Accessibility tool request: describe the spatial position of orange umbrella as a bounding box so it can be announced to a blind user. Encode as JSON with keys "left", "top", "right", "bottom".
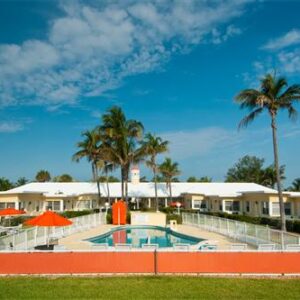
{"left": 25, "top": 211, "right": 72, "bottom": 227}
{"left": 0, "top": 208, "right": 25, "bottom": 226}
{"left": 25, "top": 211, "right": 72, "bottom": 248}
{"left": 0, "top": 208, "right": 25, "bottom": 216}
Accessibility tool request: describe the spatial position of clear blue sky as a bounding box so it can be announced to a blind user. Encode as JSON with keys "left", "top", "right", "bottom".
{"left": 0, "top": 0, "right": 300, "bottom": 186}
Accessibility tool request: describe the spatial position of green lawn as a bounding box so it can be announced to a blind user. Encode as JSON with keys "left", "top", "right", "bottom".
{"left": 0, "top": 276, "right": 299, "bottom": 300}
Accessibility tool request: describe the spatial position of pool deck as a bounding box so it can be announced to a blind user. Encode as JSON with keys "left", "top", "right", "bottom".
{"left": 58, "top": 224, "right": 239, "bottom": 251}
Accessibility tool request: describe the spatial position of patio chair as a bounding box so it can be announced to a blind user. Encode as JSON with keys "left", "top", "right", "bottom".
{"left": 142, "top": 243, "right": 159, "bottom": 250}
{"left": 115, "top": 243, "right": 132, "bottom": 251}
{"left": 285, "top": 244, "right": 300, "bottom": 251}
{"left": 257, "top": 244, "right": 276, "bottom": 251}
{"left": 199, "top": 244, "right": 218, "bottom": 251}
{"left": 53, "top": 244, "right": 66, "bottom": 251}
{"left": 230, "top": 243, "right": 248, "bottom": 251}
{"left": 173, "top": 244, "right": 190, "bottom": 251}
{"left": 91, "top": 243, "right": 109, "bottom": 250}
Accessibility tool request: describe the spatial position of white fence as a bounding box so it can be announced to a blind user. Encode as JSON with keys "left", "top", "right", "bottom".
{"left": 182, "top": 213, "right": 300, "bottom": 249}
{"left": 0, "top": 213, "right": 106, "bottom": 251}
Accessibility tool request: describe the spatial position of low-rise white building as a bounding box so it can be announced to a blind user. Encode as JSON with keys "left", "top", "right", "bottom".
{"left": 0, "top": 180, "right": 299, "bottom": 219}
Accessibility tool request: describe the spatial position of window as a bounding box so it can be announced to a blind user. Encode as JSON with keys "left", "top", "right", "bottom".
{"left": 7, "top": 203, "right": 15, "bottom": 208}
{"left": 219, "top": 201, "right": 223, "bottom": 211}
{"left": 78, "top": 200, "right": 91, "bottom": 210}
{"left": 47, "top": 201, "right": 61, "bottom": 211}
{"left": 284, "top": 203, "right": 291, "bottom": 216}
{"left": 225, "top": 201, "right": 240, "bottom": 212}
{"left": 262, "top": 201, "right": 269, "bottom": 215}
{"left": 225, "top": 201, "right": 232, "bottom": 211}
{"left": 0, "top": 203, "right": 5, "bottom": 209}
{"left": 245, "top": 201, "right": 250, "bottom": 213}
{"left": 193, "top": 200, "right": 207, "bottom": 210}
{"left": 272, "top": 202, "right": 280, "bottom": 216}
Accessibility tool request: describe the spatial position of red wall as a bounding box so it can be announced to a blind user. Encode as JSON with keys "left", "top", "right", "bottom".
{"left": 0, "top": 252, "right": 300, "bottom": 275}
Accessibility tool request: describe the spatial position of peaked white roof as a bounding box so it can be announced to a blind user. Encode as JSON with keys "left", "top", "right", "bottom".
{"left": 0, "top": 182, "right": 278, "bottom": 198}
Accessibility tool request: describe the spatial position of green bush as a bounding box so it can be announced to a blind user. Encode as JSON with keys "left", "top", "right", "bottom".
{"left": 106, "top": 213, "right": 112, "bottom": 224}
{"left": 60, "top": 210, "right": 93, "bottom": 219}
{"left": 160, "top": 207, "right": 176, "bottom": 214}
{"left": 166, "top": 213, "right": 182, "bottom": 225}
{"left": 0, "top": 216, "right": 32, "bottom": 227}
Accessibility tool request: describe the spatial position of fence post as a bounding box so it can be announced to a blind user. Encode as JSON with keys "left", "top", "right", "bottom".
{"left": 244, "top": 222, "right": 247, "bottom": 243}
{"left": 34, "top": 226, "right": 38, "bottom": 246}
{"left": 226, "top": 219, "right": 229, "bottom": 236}
{"left": 25, "top": 230, "right": 28, "bottom": 250}
{"left": 218, "top": 217, "right": 221, "bottom": 233}
{"left": 267, "top": 226, "right": 271, "bottom": 243}
{"left": 255, "top": 225, "right": 258, "bottom": 245}
{"left": 197, "top": 213, "right": 200, "bottom": 227}
{"left": 204, "top": 214, "right": 206, "bottom": 230}
{"left": 281, "top": 231, "right": 284, "bottom": 250}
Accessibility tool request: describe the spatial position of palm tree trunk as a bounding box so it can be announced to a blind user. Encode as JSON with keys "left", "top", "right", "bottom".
{"left": 105, "top": 170, "right": 111, "bottom": 205}
{"left": 169, "top": 180, "right": 173, "bottom": 203}
{"left": 153, "top": 167, "right": 158, "bottom": 212}
{"left": 95, "top": 164, "right": 101, "bottom": 203}
{"left": 121, "top": 167, "right": 125, "bottom": 200}
{"left": 271, "top": 114, "right": 286, "bottom": 231}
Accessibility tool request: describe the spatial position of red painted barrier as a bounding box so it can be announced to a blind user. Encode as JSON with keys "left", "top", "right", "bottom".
{"left": 157, "top": 252, "right": 300, "bottom": 274}
{"left": 0, "top": 252, "right": 300, "bottom": 275}
{"left": 0, "top": 252, "right": 154, "bottom": 274}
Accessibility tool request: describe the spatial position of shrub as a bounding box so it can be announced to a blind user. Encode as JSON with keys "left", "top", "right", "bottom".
{"left": 106, "top": 213, "right": 112, "bottom": 224}
{"left": 166, "top": 213, "right": 182, "bottom": 225}
{"left": 60, "top": 210, "right": 93, "bottom": 219}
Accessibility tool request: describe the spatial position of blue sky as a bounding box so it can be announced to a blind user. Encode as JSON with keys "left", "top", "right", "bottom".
{"left": 0, "top": 0, "right": 300, "bottom": 186}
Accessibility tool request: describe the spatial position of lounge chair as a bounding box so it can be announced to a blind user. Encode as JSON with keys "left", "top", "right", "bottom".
{"left": 285, "top": 244, "right": 300, "bottom": 251}
{"left": 173, "top": 244, "right": 190, "bottom": 251}
{"left": 91, "top": 243, "right": 109, "bottom": 250}
{"left": 53, "top": 244, "right": 66, "bottom": 251}
{"left": 257, "top": 244, "right": 276, "bottom": 251}
{"left": 142, "top": 244, "right": 159, "bottom": 250}
{"left": 230, "top": 243, "right": 247, "bottom": 251}
{"left": 115, "top": 243, "right": 132, "bottom": 251}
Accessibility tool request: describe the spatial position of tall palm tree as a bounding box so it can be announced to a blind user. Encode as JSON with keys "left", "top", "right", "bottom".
{"left": 35, "top": 170, "right": 51, "bottom": 182}
{"left": 289, "top": 178, "right": 300, "bottom": 191}
{"left": 141, "top": 133, "right": 169, "bottom": 211}
{"left": 101, "top": 106, "right": 144, "bottom": 202}
{"left": 159, "top": 158, "right": 180, "bottom": 204}
{"left": 236, "top": 73, "right": 300, "bottom": 231}
{"left": 72, "top": 129, "right": 102, "bottom": 202}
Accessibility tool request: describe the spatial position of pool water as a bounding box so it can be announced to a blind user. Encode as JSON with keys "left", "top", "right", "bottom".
{"left": 88, "top": 226, "right": 203, "bottom": 248}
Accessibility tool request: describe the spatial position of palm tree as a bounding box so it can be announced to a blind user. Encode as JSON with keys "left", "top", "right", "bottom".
{"left": 141, "top": 133, "right": 169, "bottom": 211}
{"left": 289, "top": 178, "right": 300, "bottom": 191}
{"left": 101, "top": 106, "right": 144, "bottom": 202}
{"left": 72, "top": 129, "right": 102, "bottom": 201}
{"left": 35, "top": 170, "right": 51, "bottom": 182}
{"left": 159, "top": 158, "right": 180, "bottom": 204}
{"left": 236, "top": 73, "right": 300, "bottom": 231}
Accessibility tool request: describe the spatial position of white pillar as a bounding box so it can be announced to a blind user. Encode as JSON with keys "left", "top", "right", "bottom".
{"left": 60, "top": 200, "right": 64, "bottom": 211}
{"left": 165, "top": 198, "right": 168, "bottom": 207}
{"left": 148, "top": 198, "right": 151, "bottom": 208}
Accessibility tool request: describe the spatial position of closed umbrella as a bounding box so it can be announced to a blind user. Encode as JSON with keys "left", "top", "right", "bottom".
{"left": 25, "top": 211, "right": 72, "bottom": 248}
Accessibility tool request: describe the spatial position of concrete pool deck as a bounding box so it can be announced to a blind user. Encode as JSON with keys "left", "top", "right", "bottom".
{"left": 58, "top": 224, "right": 240, "bottom": 251}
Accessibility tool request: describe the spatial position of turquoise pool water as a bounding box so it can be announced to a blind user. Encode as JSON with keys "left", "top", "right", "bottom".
{"left": 88, "top": 225, "right": 203, "bottom": 248}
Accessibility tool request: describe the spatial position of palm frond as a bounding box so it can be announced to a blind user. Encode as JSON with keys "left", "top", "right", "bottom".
{"left": 238, "top": 108, "right": 263, "bottom": 130}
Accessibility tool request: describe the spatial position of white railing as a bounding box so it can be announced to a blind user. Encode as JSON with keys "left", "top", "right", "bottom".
{"left": 182, "top": 212, "right": 300, "bottom": 249}
{"left": 0, "top": 213, "right": 106, "bottom": 251}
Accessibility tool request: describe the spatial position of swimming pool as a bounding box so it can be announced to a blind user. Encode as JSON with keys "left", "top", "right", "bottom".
{"left": 88, "top": 225, "right": 204, "bottom": 248}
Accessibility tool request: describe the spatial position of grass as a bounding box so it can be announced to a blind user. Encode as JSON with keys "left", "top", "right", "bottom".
{"left": 0, "top": 276, "right": 300, "bottom": 300}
